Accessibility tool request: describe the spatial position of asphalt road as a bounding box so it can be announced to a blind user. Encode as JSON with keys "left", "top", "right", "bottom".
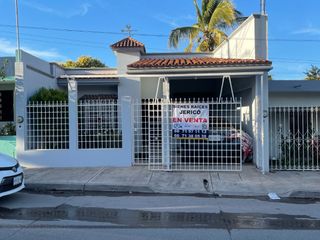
{"left": 1, "top": 192, "right": 320, "bottom": 240}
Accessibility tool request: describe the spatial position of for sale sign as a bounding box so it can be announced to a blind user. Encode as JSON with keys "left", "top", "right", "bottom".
{"left": 172, "top": 103, "right": 209, "bottom": 140}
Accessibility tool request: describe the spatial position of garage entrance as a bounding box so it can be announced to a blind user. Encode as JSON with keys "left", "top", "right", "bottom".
{"left": 133, "top": 76, "right": 256, "bottom": 171}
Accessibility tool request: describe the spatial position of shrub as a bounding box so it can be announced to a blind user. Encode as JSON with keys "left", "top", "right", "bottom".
{"left": 29, "top": 88, "right": 68, "bottom": 102}
{"left": 0, "top": 123, "right": 16, "bottom": 136}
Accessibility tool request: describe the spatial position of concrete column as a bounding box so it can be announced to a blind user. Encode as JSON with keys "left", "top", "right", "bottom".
{"left": 121, "top": 96, "right": 133, "bottom": 165}
{"left": 261, "top": 73, "right": 270, "bottom": 173}
{"left": 254, "top": 74, "right": 270, "bottom": 173}
{"left": 254, "top": 75, "right": 262, "bottom": 170}
{"left": 15, "top": 61, "right": 26, "bottom": 159}
{"left": 68, "top": 78, "right": 78, "bottom": 150}
{"left": 162, "top": 100, "right": 170, "bottom": 170}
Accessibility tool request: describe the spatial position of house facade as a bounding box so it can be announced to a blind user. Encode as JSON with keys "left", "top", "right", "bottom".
{"left": 14, "top": 14, "right": 320, "bottom": 172}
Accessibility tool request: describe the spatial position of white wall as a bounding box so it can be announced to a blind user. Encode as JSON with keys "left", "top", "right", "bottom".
{"left": 212, "top": 14, "right": 268, "bottom": 60}
{"left": 16, "top": 51, "right": 134, "bottom": 168}
{"left": 19, "top": 51, "right": 62, "bottom": 100}
{"left": 115, "top": 51, "right": 141, "bottom": 100}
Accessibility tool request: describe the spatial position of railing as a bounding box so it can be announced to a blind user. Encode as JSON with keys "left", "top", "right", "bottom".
{"left": 269, "top": 106, "right": 320, "bottom": 170}
{"left": 78, "top": 99, "right": 122, "bottom": 149}
{"left": 26, "top": 101, "right": 69, "bottom": 150}
{"left": 26, "top": 100, "right": 123, "bottom": 150}
{"left": 133, "top": 98, "right": 243, "bottom": 171}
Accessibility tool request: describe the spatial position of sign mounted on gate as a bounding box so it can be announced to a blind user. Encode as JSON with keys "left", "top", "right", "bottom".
{"left": 172, "top": 103, "right": 209, "bottom": 140}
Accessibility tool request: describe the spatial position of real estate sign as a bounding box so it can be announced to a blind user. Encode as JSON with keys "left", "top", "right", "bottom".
{"left": 172, "top": 103, "right": 209, "bottom": 140}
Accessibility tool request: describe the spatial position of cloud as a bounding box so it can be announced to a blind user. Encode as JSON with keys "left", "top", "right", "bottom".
{"left": 0, "top": 38, "right": 65, "bottom": 60}
{"left": 292, "top": 25, "right": 320, "bottom": 35}
{"left": 154, "top": 14, "right": 196, "bottom": 28}
{"left": 22, "top": 1, "right": 91, "bottom": 18}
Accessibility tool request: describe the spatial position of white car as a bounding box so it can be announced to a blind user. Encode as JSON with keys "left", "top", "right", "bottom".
{"left": 0, "top": 153, "right": 24, "bottom": 197}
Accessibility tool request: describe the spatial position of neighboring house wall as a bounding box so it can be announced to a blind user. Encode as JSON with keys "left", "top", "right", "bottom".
{"left": 213, "top": 14, "right": 268, "bottom": 59}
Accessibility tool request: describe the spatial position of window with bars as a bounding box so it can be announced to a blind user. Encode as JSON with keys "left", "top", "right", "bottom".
{"left": 78, "top": 99, "right": 122, "bottom": 149}
{"left": 26, "top": 102, "right": 69, "bottom": 150}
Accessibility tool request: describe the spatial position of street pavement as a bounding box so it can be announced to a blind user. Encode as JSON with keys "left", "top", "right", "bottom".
{"left": 1, "top": 192, "right": 320, "bottom": 240}
{"left": 24, "top": 165, "right": 320, "bottom": 199}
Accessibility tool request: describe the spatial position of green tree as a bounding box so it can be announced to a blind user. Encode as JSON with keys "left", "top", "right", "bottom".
{"left": 61, "top": 56, "right": 106, "bottom": 68}
{"left": 169, "top": 0, "right": 241, "bottom": 52}
{"left": 305, "top": 65, "right": 320, "bottom": 80}
{"left": 0, "top": 59, "right": 8, "bottom": 80}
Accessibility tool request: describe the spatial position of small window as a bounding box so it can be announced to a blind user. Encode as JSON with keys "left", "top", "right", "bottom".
{"left": 0, "top": 90, "right": 14, "bottom": 121}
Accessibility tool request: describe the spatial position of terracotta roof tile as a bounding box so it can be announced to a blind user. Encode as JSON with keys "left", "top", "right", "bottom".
{"left": 111, "top": 37, "right": 145, "bottom": 49}
{"left": 128, "top": 57, "right": 272, "bottom": 69}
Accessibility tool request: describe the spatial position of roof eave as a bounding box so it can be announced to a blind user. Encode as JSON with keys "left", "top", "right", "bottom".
{"left": 127, "top": 65, "right": 273, "bottom": 75}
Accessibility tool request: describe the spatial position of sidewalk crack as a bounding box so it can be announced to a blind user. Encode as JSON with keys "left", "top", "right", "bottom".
{"left": 83, "top": 167, "right": 105, "bottom": 192}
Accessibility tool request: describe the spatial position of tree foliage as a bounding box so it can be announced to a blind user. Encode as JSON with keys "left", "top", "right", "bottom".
{"left": 29, "top": 88, "right": 68, "bottom": 102}
{"left": 0, "top": 59, "right": 8, "bottom": 80}
{"left": 169, "top": 0, "right": 241, "bottom": 52}
{"left": 305, "top": 65, "right": 320, "bottom": 80}
{"left": 61, "top": 56, "right": 106, "bottom": 68}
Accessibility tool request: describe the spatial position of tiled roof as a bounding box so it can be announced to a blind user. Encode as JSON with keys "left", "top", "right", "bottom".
{"left": 128, "top": 57, "right": 272, "bottom": 69}
{"left": 111, "top": 37, "right": 145, "bottom": 49}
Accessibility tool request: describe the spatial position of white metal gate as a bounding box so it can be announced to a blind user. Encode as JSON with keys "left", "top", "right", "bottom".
{"left": 269, "top": 106, "right": 320, "bottom": 170}
{"left": 134, "top": 98, "right": 242, "bottom": 171}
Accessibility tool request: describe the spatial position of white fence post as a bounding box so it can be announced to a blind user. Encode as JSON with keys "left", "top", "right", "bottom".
{"left": 121, "top": 96, "right": 133, "bottom": 165}
{"left": 162, "top": 99, "right": 170, "bottom": 170}
{"left": 68, "top": 78, "right": 78, "bottom": 150}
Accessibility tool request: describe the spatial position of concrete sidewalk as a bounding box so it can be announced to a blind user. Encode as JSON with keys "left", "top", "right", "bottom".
{"left": 23, "top": 165, "right": 320, "bottom": 199}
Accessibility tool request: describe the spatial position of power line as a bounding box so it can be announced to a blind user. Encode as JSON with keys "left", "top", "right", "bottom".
{"left": 1, "top": 24, "right": 320, "bottom": 43}
{"left": 0, "top": 24, "right": 168, "bottom": 37}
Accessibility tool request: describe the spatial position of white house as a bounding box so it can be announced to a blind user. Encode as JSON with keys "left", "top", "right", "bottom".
{"left": 14, "top": 14, "right": 320, "bottom": 172}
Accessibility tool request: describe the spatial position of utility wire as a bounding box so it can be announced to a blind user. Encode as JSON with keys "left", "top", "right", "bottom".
{"left": 1, "top": 24, "right": 320, "bottom": 42}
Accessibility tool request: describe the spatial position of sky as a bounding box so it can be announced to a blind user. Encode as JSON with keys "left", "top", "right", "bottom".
{"left": 0, "top": 0, "right": 320, "bottom": 80}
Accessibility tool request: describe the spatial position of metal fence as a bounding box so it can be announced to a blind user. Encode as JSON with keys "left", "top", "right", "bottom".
{"left": 26, "top": 102, "right": 69, "bottom": 150}
{"left": 269, "top": 106, "right": 320, "bottom": 170}
{"left": 78, "top": 99, "right": 122, "bottom": 149}
{"left": 134, "top": 98, "right": 242, "bottom": 171}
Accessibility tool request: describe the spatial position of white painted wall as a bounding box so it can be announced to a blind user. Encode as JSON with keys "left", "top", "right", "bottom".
{"left": 212, "top": 14, "right": 268, "bottom": 60}
{"left": 115, "top": 51, "right": 141, "bottom": 100}
{"left": 16, "top": 50, "right": 134, "bottom": 168}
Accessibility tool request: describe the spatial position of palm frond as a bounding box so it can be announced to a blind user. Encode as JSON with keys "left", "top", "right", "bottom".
{"left": 169, "top": 26, "right": 199, "bottom": 48}
{"left": 193, "top": 0, "right": 204, "bottom": 27}
{"left": 201, "top": 0, "right": 210, "bottom": 15}
{"left": 203, "top": 0, "right": 219, "bottom": 24}
{"left": 208, "top": 0, "right": 236, "bottom": 29}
